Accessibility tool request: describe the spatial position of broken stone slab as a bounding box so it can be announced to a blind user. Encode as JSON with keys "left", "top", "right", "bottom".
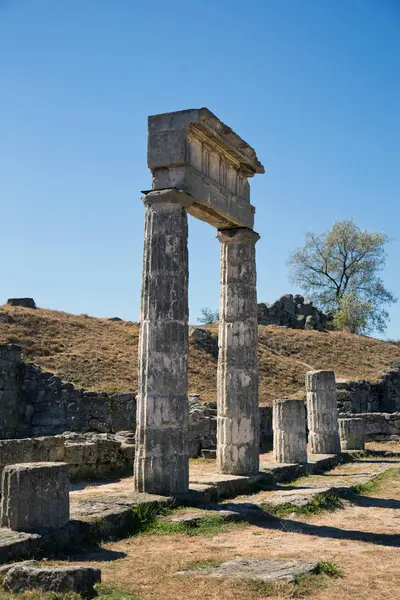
{"left": 176, "top": 557, "right": 318, "bottom": 582}
{"left": 2, "top": 564, "right": 101, "bottom": 595}
{"left": 161, "top": 504, "right": 260, "bottom": 526}
{"left": 0, "top": 560, "right": 38, "bottom": 576}
{"left": 261, "top": 486, "right": 342, "bottom": 508}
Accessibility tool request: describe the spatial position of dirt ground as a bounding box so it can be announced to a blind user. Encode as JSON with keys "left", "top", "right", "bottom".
{"left": 62, "top": 456, "right": 400, "bottom": 600}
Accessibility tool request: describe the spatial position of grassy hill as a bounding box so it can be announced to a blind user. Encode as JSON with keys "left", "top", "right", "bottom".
{"left": 1, "top": 304, "right": 399, "bottom": 405}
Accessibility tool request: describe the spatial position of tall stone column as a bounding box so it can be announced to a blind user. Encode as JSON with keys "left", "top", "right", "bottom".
{"left": 273, "top": 398, "right": 307, "bottom": 464}
{"left": 306, "top": 370, "right": 341, "bottom": 454}
{"left": 134, "top": 189, "right": 192, "bottom": 495}
{"left": 217, "top": 227, "right": 260, "bottom": 475}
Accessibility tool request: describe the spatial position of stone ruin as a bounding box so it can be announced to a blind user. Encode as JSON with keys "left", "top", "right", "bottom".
{"left": 0, "top": 108, "right": 398, "bottom": 596}
{"left": 134, "top": 108, "right": 265, "bottom": 495}
{"left": 257, "top": 294, "right": 331, "bottom": 330}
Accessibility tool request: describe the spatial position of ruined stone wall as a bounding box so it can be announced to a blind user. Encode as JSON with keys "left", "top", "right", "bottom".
{"left": 336, "top": 367, "right": 400, "bottom": 414}
{"left": 0, "top": 345, "right": 21, "bottom": 439}
{"left": 338, "top": 412, "right": 400, "bottom": 441}
{"left": 0, "top": 344, "right": 136, "bottom": 439}
{"left": 0, "top": 432, "right": 135, "bottom": 482}
{"left": 257, "top": 295, "right": 331, "bottom": 331}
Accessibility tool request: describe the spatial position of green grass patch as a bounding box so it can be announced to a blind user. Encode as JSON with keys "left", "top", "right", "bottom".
{"left": 314, "top": 561, "right": 341, "bottom": 577}
{"left": 350, "top": 467, "right": 399, "bottom": 496}
{"left": 262, "top": 491, "right": 344, "bottom": 517}
{"left": 95, "top": 585, "right": 141, "bottom": 600}
{"left": 143, "top": 514, "right": 247, "bottom": 537}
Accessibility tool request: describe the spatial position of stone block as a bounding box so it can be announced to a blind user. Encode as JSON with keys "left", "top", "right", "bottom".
{"left": 3, "top": 565, "right": 101, "bottom": 595}
{"left": 339, "top": 418, "right": 365, "bottom": 450}
{"left": 1, "top": 462, "right": 69, "bottom": 531}
{"left": 147, "top": 108, "right": 264, "bottom": 229}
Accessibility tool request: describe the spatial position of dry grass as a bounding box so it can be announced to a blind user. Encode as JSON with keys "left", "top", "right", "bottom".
{"left": 1, "top": 305, "right": 400, "bottom": 404}
{"left": 54, "top": 467, "right": 400, "bottom": 600}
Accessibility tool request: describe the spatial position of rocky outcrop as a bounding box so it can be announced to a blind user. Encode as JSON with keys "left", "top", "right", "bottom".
{"left": 189, "top": 327, "right": 218, "bottom": 358}
{"left": 257, "top": 294, "right": 331, "bottom": 330}
{"left": 6, "top": 298, "right": 36, "bottom": 309}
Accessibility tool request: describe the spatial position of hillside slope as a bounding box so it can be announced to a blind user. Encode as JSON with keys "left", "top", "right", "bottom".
{"left": 1, "top": 304, "right": 399, "bottom": 405}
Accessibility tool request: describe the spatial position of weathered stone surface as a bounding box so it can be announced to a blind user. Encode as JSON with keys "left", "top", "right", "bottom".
{"left": 177, "top": 557, "right": 318, "bottom": 582}
{"left": 1, "top": 462, "right": 69, "bottom": 531}
{"left": 336, "top": 366, "right": 400, "bottom": 413}
{"left": 273, "top": 398, "right": 307, "bottom": 464}
{"left": 6, "top": 298, "right": 36, "bottom": 309}
{"left": 188, "top": 396, "right": 217, "bottom": 457}
{"left": 338, "top": 412, "right": 400, "bottom": 441}
{"left": 148, "top": 108, "right": 264, "bottom": 230}
{"left": 134, "top": 190, "right": 191, "bottom": 495}
{"left": 258, "top": 294, "right": 331, "bottom": 330}
{"left": 306, "top": 370, "right": 340, "bottom": 454}
{"left": 0, "top": 345, "right": 137, "bottom": 439}
{"left": 339, "top": 417, "right": 365, "bottom": 450}
{"left": 3, "top": 565, "right": 101, "bottom": 595}
{"left": 217, "top": 228, "right": 260, "bottom": 475}
{"left": 189, "top": 327, "right": 218, "bottom": 358}
{"left": 0, "top": 433, "right": 134, "bottom": 482}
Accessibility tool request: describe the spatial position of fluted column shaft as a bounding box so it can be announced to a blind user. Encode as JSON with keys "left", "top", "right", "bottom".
{"left": 339, "top": 417, "right": 365, "bottom": 450}
{"left": 217, "top": 227, "right": 260, "bottom": 475}
{"left": 273, "top": 398, "right": 307, "bottom": 464}
{"left": 134, "top": 189, "right": 192, "bottom": 495}
{"left": 306, "top": 370, "right": 341, "bottom": 454}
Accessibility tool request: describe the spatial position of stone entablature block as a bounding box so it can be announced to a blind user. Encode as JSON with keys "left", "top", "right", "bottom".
{"left": 147, "top": 108, "right": 264, "bottom": 229}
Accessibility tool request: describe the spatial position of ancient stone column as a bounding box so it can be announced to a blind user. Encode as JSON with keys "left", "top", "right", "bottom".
{"left": 306, "top": 370, "right": 341, "bottom": 454}
{"left": 217, "top": 227, "right": 260, "bottom": 475}
{"left": 273, "top": 398, "right": 307, "bottom": 464}
{"left": 339, "top": 417, "right": 365, "bottom": 450}
{"left": 134, "top": 189, "right": 193, "bottom": 495}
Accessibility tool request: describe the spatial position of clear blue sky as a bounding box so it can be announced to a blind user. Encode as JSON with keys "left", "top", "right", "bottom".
{"left": 1, "top": 0, "right": 399, "bottom": 338}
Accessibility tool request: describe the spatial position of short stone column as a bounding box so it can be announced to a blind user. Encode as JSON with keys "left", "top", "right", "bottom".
{"left": 1, "top": 462, "right": 69, "bottom": 531}
{"left": 273, "top": 398, "right": 307, "bottom": 464}
{"left": 134, "top": 189, "right": 193, "bottom": 495}
{"left": 339, "top": 417, "right": 365, "bottom": 450}
{"left": 306, "top": 370, "right": 341, "bottom": 454}
{"left": 217, "top": 227, "right": 260, "bottom": 475}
